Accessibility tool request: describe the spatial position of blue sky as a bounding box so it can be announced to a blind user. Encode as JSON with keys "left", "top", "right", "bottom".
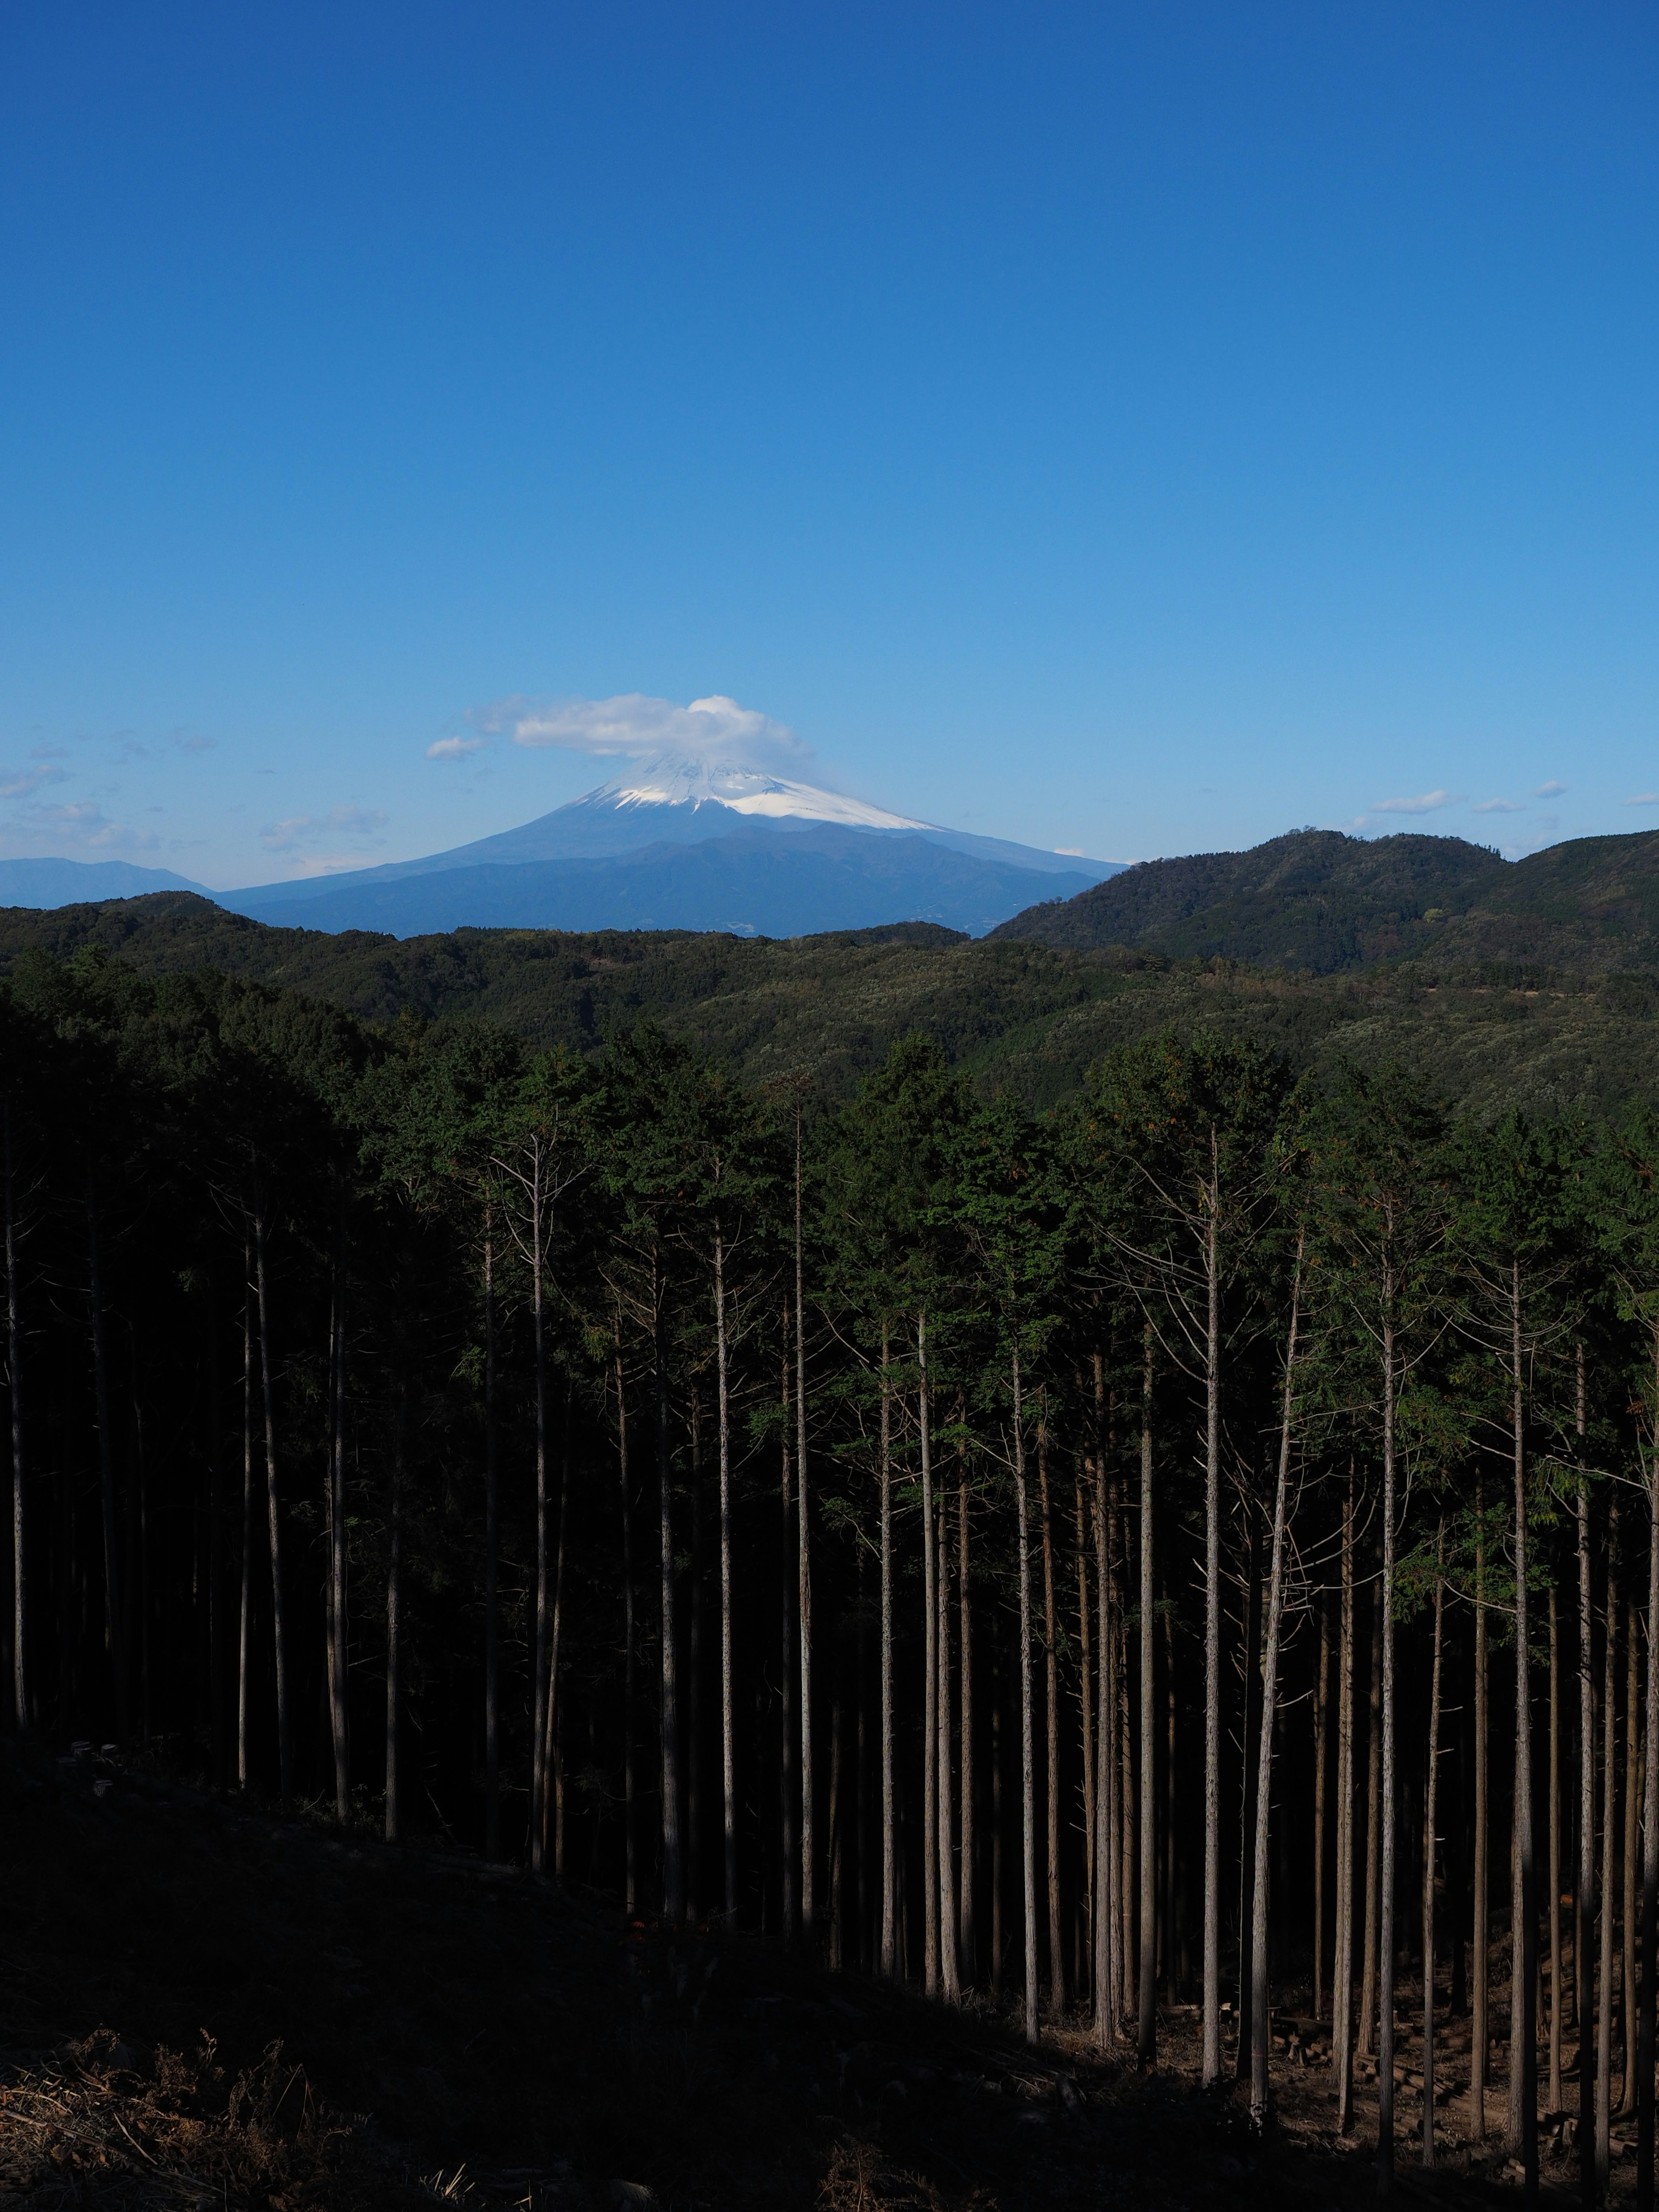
{"left": 2, "top": 1, "right": 1656, "bottom": 888}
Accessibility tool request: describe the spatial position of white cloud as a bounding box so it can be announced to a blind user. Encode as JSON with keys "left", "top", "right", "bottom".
{"left": 0, "top": 763, "right": 68, "bottom": 801}
{"left": 1368, "top": 789, "right": 1462, "bottom": 815}
{"left": 1535, "top": 780, "right": 1567, "bottom": 798}
{"left": 261, "top": 803, "right": 390, "bottom": 855}
{"left": 1624, "top": 793, "right": 1659, "bottom": 807}
{"left": 426, "top": 734, "right": 486, "bottom": 761}
{"left": 472, "top": 691, "right": 808, "bottom": 771}
{"left": 1471, "top": 798, "right": 1522, "bottom": 814}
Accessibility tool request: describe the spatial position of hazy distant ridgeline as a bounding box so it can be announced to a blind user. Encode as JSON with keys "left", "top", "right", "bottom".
{"left": 990, "top": 826, "right": 1659, "bottom": 973}
{"left": 4, "top": 883, "right": 1659, "bottom": 1122}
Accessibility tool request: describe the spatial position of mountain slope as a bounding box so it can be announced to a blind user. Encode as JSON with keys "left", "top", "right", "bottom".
{"left": 0, "top": 855, "right": 211, "bottom": 906}
{"left": 990, "top": 827, "right": 1659, "bottom": 973}
{"left": 222, "top": 820, "right": 1103, "bottom": 940}
{"left": 215, "top": 755, "right": 1121, "bottom": 935}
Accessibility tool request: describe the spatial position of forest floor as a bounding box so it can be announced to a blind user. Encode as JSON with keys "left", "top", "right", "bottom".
{"left": 0, "top": 1742, "right": 1621, "bottom": 2210}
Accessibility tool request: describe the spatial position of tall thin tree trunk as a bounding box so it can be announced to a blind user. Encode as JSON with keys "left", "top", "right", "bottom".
{"left": 1138, "top": 1329, "right": 1157, "bottom": 2061}
{"left": 1635, "top": 1321, "right": 1659, "bottom": 2212}
{"left": 1314, "top": 1589, "right": 1330, "bottom": 2028}
{"left": 1094, "top": 1458, "right": 1114, "bottom": 2047}
{"left": 1598, "top": 1545, "right": 1618, "bottom": 2190}
{"left": 1423, "top": 1526, "right": 1446, "bottom": 2169}
{"left": 1334, "top": 1478, "right": 1356, "bottom": 2132}
{"left": 1359, "top": 1567, "right": 1382, "bottom": 2063}
{"left": 1548, "top": 1584, "right": 1562, "bottom": 2116}
{"left": 715, "top": 1229, "right": 736, "bottom": 1923}
{"left": 880, "top": 1328, "right": 895, "bottom": 1977}
{"left": 617, "top": 1326, "right": 636, "bottom": 1914}
{"left": 529, "top": 1154, "right": 550, "bottom": 1875}
{"left": 795, "top": 1118, "right": 812, "bottom": 1944}
{"left": 1012, "top": 1342, "right": 1038, "bottom": 2045}
{"left": 1248, "top": 1240, "right": 1300, "bottom": 2127}
{"left": 920, "top": 1309, "right": 938, "bottom": 1995}
{"left": 1623, "top": 1619, "right": 1642, "bottom": 2116}
{"left": 1202, "top": 1153, "right": 1223, "bottom": 2085}
{"left": 1508, "top": 1265, "right": 1537, "bottom": 2194}
{"left": 384, "top": 1384, "right": 402, "bottom": 1843}
{"left": 960, "top": 1473, "right": 975, "bottom": 1983}
{"left": 1106, "top": 1469, "right": 1122, "bottom": 2038}
{"left": 656, "top": 1284, "right": 682, "bottom": 1924}
{"left": 238, "top": 1252, "right": 252, "bottom": 1792}
{"left": 1476, "top": 1475, "right": 1491, "bottom": 2145}
{"left": 1076, "top": 1467, "right": 1095, "bottom": 1997}
{"left": 781, "top": 1305, "right": 797, "bottom": 1944}
{"left": 88, "top": 1180, "right": 128, "bottom": 1745}
{"left": 1578, "top": 1361, "right": 1596, "bottom": 2212}
{"left": 253, "top": 1206, "right": 289, "bottom": 1809}
{"left": 1376, "top": 1307, "right": 1399, "bottom": 2198}
{"left": 327, "top": 1219, "right": 349, "bottom": 1822}
{"left": 1237, "top": 1480, "right": 1262, "bottom": 2084}
{"left": 1039, "top": 1419, "right": 1064, "bottom": 2010}
{"left": 938, "top": 1484, "right": 960, "bottom": 1999}
{"left": 484, "top": 1220, "right": 500, "bottom": 1861}
{"left": 3, "top": 1106, "right": 25, "bottom": 1732}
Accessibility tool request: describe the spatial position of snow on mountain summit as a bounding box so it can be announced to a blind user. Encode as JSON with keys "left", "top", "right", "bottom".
{"left": 587, "top": 752, "right": 929, "bottom": 832}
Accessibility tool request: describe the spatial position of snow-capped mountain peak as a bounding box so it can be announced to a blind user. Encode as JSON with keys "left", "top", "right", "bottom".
{"left": 589, "top": 753, "right": 930, "bottom": 832}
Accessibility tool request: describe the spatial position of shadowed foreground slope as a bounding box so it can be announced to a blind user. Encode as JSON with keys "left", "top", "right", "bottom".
{"left": 0, "top": 1741, "right": 1520, "bottom": 2212}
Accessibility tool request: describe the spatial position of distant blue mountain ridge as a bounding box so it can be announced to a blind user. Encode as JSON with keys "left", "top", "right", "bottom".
{"left": 0, "top": 758, "right": 1125, "bottom": 940}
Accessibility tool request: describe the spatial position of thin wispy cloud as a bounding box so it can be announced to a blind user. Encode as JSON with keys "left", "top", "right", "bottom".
{"left": 1535, "top": 780, "right": 1567, "bottom": 798}
{"left": 1471, "top": 798, "right": 1522, "bottom": 814}
{"left": 1368, "top": 789, "right": 1461, "bottom": 815}
{"left": 1624, "top": 793, "right": 1659, "bottom": 807}
{"left": 0, "top": 762, "right": 69, "bottom": 801}
{"left": 471, "top": 692, "right": 808, "bottom": 772}
{"left": 261, "top": 802, "right": 390, "bottom": 855}
{"left": 426, "top": 734, "right": 486, "bottom": 761}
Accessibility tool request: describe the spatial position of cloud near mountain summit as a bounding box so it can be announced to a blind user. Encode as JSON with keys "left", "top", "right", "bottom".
{"left": 468, "top": 692, "right": 807, "bottom": 772}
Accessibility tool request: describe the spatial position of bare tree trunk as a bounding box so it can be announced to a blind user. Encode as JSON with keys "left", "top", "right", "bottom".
{"left": 1138, "top": 1332, "right": 1157, "bottom": 2063}
{"left": 1120, "top": 1615, "right": 1134, "bottom": 2026}
{"left": 1507, "top": 1262, "right": 1538, "bottom": 2196}
{"left": 1237, "top": 1481, "right": 1262, "bottom": 2085}
{"left": 253, "top": 1207, "right": 289, "bottom": 1809}
{"left": 1598, "top": 1546, "right": 1618, "bottom": 2190}
{"left": 484, "top": 1221, "right": 500, "bottom": 1861}
{"left": 1335, "top": 1479, "right": 1356, "bottom": 2132}
{"left": 715, "top": 1230, "right": 736, "bottom": 1923}
{"left": 1202, "top": 1159, "right": 1223, "bottom": 2085}
{"left": 960, "top": 1474, "right": 975, "bottom": 1983}
{"left": 1623, "top": 1619, "right": 1642, "bottom": 2116}
{"left": 238, "top": 1251, "right": 252, "bottom": 1792}
{"left": 1076, "top": 1466, "right": 1095, "bottom": 1998}
{"left": 1548, "top": 1583, "right": 1561, "bottom": 2116}
{"left": 88, "top": 1181, "right": 128, "bottom": 1746}
{"left": 920, "top": 1310, "right": 938, "bottom": 1996}
{"left": 1476, "top": 1478, "right": 1491, "bottom": 2145}
{"left": 617, "top": 1328, "right": 636, "bottom": 1911}
{"left": 1423, "top": 1526, "right": 1446, "bottom": 2168}
{"left": 327, "top": 1221, "right": 349, "bottom": 1822}
{"left": 1039, "top": 1419, "right": 1064, "bottom": 2010}
{"left": 530, "top": 1167, "right": 550, "bottom": 1875}
{"left": 1106, "top": 1471, "right": 1123, "bottom": 2039}
{"left": 938, "top": 1483, "right": 960, "bottom": 2000}
{"left": 1376, "top": 1310, "right": 1399, "bottom": 2199}
{"left": 1635, "top": 1324, "right": 1659, "bottom": 2212}
{"left": 3, "top": 1106, "right": 25, "bottom": 1732}
{"left": 1012, "top": 1343, "right": 1039, "bottom": 2045}
{"left": 384, "top": 1385, "right": 403, "bottom": 1843}
{"left": 1578, "top": 1368, "right": 1596, "bottom": 2212}
{"left": 1359, "top": 1565, "right": 1382, "bottom": 2063}
{"left": 1248, "top": 1243, "right": 1300, "bottom": 2127}
{"left": 880, "top": 1328, "right": 895, "bottom": 1977}
{"left": 781, "top": 1306, "right": 797, "bottom": 1944}
{"left": 795, "top": 1119, "right": 812, "bottom": 1945}
{"left": 1314, "top": 1590, "right": 1330, "bottom": 2029}
{"left": 656, "top": 1287, "right": 682, "bottom": 1924}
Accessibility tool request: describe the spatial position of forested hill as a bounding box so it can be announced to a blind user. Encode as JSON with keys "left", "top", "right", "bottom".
{"left": 4, "top": 887, "right": 1659, "bottom": 1117}
{"left": 989, "top": 825, "right": 1659, "bottom": 972}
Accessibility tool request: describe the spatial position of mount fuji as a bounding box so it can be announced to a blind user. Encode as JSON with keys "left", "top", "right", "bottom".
{"left": 213, "top": 757, "right": 1124, "bottom": 939}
